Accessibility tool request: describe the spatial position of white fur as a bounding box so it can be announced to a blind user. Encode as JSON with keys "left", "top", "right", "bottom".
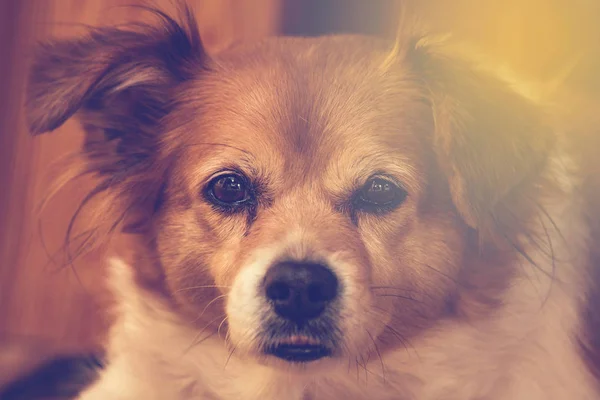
{"left": 78, "top": 151, "right": 599, "bottom": 400}
{"left": 226, "top": 230, "right": 377, "bottom": 362}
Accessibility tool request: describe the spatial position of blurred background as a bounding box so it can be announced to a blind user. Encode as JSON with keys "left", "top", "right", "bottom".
{"left": 0, "top": 0, "right": 598, "bottom": 388}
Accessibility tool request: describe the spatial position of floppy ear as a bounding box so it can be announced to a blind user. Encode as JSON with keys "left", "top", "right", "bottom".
{"left": 25, "top": 6, "right": 206, "bottom": 233}
{"left": 26, "top": 6, "right": 206, "bottom": 173}
{"left": 412, "top": 40, "right": 556, "bottom": 241}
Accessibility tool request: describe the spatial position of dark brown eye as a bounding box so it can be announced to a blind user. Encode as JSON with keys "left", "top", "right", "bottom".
{"left": 354, "top": 177, "right": 407, "bottom": 213}
{"left": 207, "top": 173, "right": 250, "bottom": 206}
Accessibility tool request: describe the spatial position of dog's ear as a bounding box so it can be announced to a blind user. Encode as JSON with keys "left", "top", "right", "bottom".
{"left": 26, "top": 7, "right": 206, "bottom": 174}
{"left": 26, "top": 7, "right": 207, "bottom": 234}
{"left": 411, "top": 40, "right": 555, "bottom": 240}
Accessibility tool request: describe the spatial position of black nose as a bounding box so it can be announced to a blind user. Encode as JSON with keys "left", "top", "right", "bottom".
{"left": 264, "top": 262, "right": 339, "bottom": 323}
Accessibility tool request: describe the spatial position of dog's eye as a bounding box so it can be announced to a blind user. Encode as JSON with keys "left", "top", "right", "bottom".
{"left": 354, "top": 177, "right": 407, "bottom": 212}
{"left": 207, "top": 173, "right": 250, "bottom": 206}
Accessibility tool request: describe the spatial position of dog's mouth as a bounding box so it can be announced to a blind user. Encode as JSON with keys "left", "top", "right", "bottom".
{"left": 265, "top": 335, "right": 332, "bottom": 363}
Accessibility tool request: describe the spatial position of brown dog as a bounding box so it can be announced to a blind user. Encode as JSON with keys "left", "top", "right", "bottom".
{"left": 24, "top": 4, "right": 600, "bottom": 400}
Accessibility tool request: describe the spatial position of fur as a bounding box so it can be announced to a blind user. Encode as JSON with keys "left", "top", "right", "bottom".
{"left": 24, "top": 4, "right": 600, "bottom": 400}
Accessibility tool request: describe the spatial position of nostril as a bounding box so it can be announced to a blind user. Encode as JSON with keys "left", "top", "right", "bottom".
{"left": 266, "top": 281, "right": 291, "bottom": 302}
{"left": 263, "top": 261, "right": 339, "bottom": 322}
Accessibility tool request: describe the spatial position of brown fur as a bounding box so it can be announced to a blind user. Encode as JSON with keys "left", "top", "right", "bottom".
{"left": 24, "top": 4, "right": 600, "bottom": 398}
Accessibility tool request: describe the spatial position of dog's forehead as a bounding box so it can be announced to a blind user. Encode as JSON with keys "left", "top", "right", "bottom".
{"left": 176, "top": 36, "right": 426, "bottom": 185}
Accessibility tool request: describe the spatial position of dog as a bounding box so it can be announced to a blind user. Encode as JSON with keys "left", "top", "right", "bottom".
{"left": 18, "top": 4, "right": 600, "bottom": 400}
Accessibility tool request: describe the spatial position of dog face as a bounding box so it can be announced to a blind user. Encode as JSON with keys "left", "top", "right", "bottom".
{"left": 162, "top": 40, "right": 467, "bottom": 365}
{"left": 26, "top": 8, "right": 554, "bottom": 371}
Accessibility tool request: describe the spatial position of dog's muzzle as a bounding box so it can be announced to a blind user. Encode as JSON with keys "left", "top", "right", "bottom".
{"left": 261, "top": 261, "right": 340, "bottom": 362}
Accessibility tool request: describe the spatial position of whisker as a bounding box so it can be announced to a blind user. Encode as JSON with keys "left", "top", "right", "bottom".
{"left": 358, "top": 354, "right": 369, "bottom": 383}
{"left": 383, "top": 324, "right": 421, "bottom": 362}
{"left": 373, "top": 293, "right": 425, "bottom": 304}
{"left": 185, "top": 331, "right": 216, "bottom": 356}
{"left": 370, "top": 286, "right": 422, "bottom": 292}
{"left": 372, "top": 286, "right": 441, "bottom": 305}
{"left": 366, "top": 329, "right": 386, "bottom": 383}
{"left": 369, "top": 307, "right": 421, "bottom": 362}
{"left": 190, "top": 294, "right": 228, "bottom": 324}
{"left": 224, "top": 345, "right": 237, "bottom": 369}
{"left": 174, "top": 285, "right": 232, "bottom": 293}
{"left": 184, "top": 313, "right": 226, "bottom": 354}
{"left": 421, "top": 263, "right": 462, "bottom": 286}
{"left": 217, "top": 316, "right": 229, "bottom": 339}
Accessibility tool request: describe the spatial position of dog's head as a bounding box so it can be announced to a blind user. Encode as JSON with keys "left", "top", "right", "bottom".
{"left": 26, "top": 7, "right": 555, "bottom": 370}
